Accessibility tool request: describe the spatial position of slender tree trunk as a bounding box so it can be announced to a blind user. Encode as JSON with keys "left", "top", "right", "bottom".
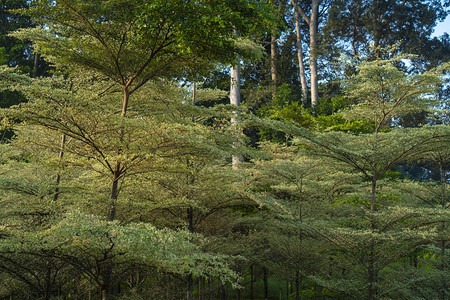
{"left": 367, "top": 255, "right": 377, "bottom": 300}
{"left": 44, "top": 260, "right": 51, "bottom": 300}
{"left": 230, "top": 63, "right": 241, "bottom": 120}
{"left": 209, "top": 277, "right": 212, "bottom": 300}
{"left": 187, "top": 206, "right": 194, "bottom": 300}
{"left": 271, "top": 30, "right": 278, "bottom": 99}
{"left": 293, "top": 0, "right": 322, "bottom": 108}
{"left": 371, "top": 177, "right": 377, "bottom": 212}
{"left": 368, "top": 169, "right": 378, "bottom": 300}
{"left": 309, "top": 0, "right": 320, "bottom": 108}
{"left": 192, "top": 81, "right": 196, "bottom": 106}
{"left": 192, "top": 81, "right": 197, "bottom": 122}
{"left": 291, "top": 1, "right": 308, "bottom": 105}
{"left": 250, "top": 264, "right": 254, "bottom": 300}
{"left": 122, "top": 86, "right": 130, "bottom": 117}
{"left": 440, "top": 240, "right": 446, "bottom": 300}
{"left": 295, "top": 270, "right": 299, "bottom": 300}
{"left": 279, "top": 282, "right": 282, "bottom": 300}
{"left": 352, "top": 25, "right": 358, "bottom": 57}
{"left": 33, "top": 52, "right": 39, "bottom": 78}
{"left": 199, "top": 278, "right": 202, "bottom": 300}
{"left": 439, "top": 159, "right": 446, "bottom": 209}
{"left": 263, "top": 268, "right": 269, "bottom": 300}
{"left": 230, "top": 57, "right": 242, "bottom": 169}
{"left": 286, "top": 280, "right": 289, "bottom": 299}
{"left": 107, "top": 85, "right": 130, "bottom": 221}
{"left": 108, "top": 163, "right": 122, "bottom": 221}
{"left": 371, "top": 0, "right": 381, "bottom": 58}
{"left": 220, "top": 284, "right": 226, "bottom": 300}
{"left": 439, "top": 158, "right": 447, "bottom": 300}
{"left": 270, "top": 0, "right": 278, "bottom": 99}
{"left": 187, "top": 207, "right": 194, "bottom": 233}
{"left": 187, "top": 275, "right": 193, "bottom": 300}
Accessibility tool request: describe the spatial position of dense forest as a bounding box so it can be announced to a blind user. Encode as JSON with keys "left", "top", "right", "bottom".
{"left": 0, "top": 0, "right": 449, "bottom": 299}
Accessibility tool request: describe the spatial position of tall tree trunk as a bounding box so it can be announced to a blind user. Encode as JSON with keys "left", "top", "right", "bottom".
{"left": 250, "top": 264, "right": 254, "bottom": 300}
{"left": 271, "top": 30, "right": 278, "bottom": 99}
{"left": 230, "top": 59, "right": 242, "bottom": 169}
{"left": 33, "top": 52, "right": 39, "bottom": 78}
{"left": 270, "top": 0, "right": 278, "bottom": 99}
{"left": 187, "top": 275, "right": 193, "bottom": 300}
{"left": 309, "top": 0, "right": 320, "bottom": 108}
{"left": 367, "top": 251, "right": 377, "bottom": 300}
{"left": 371, "top": 177, "right": 377, "bottom": 212}
{"left": 286, "top": 280, "right": 289, "bottom": 300}
{"left": 108, "top": 163, "right": 122, "bottom": 221}
{"left": 371, "top": 0, "right": 382, "bottom": 58}
{"left": 187, "top": 206, "right": 194, "bottom": 300}
{"left": 291, "top": 0, "right": 308, "bottom": 105}
{"left": 263, "top": 268, "right": 269, "bottom": 300}
{"left": 192, "top": 81, "right": 196, "bottom": 106}
{"left": 107, "top": 85, "right": 130, "bottom": 221}
{"left": 293, "top": 0, "right": 323, "bottom": 108}
{"left": 122, "top": 86, "right": 130, "bottom": 117}
{"left": 352, "top": 23, "right": 358, "bottom": 57}
{"left": 439, "top": 157, "right": 447, "bottom": 300}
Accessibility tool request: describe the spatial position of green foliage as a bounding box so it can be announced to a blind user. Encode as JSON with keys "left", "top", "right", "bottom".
{"left": 342, "top": 51, "right": 447, "bottom": 131}
{"left": 12, "top": 0, "right": 274, "bottom": 85}
{"left": 322, "top": 0, "right": 448, "bottom": 61}
{"left": 0, "top": 0, "right": 449, "bottom": 298}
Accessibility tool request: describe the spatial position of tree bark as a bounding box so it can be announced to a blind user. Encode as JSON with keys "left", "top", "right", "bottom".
{"left": 250, "top": 264, "right": 254, "bottom": 300}
{"left": 291, "top": 0, "right": 308, "bottom": 105}
{"left": 192, "top": 81, "right": 197, "bottom": 122}
{"left": 292, "top": 0, "right": 322, "bottom": 108}
{"left": 371, "top": 177, "right": 377, "bottom": 212}
{"left": 271, "top": 30, "right": 278, "bottom": 99}
{"left": 367, "top": 254, "right": 377, "bottom": 300}
{"left": 439, "top": 157, "right": 447, "bottom": 300}
{"left": 309, "top": 0, "right": 320, "bottom": 108}
{"left": 108, "top": 163, "right": 122, "bottom": 221}
{"left": 122, "top": 86, "right": 130, "bottom": 117}
{"left": 230, "top": 58, "right": 242, "bottom": 169}
{"left": 187, "top": 206, "right": 194, "bottom": 300}
{"left": 33, "top": 52, "right": 39, "bottom": 78}
{"left": 192, "top": 81, "right": 196, "bottom": 106}
{"left": 371, "top": 0, "right": 381, "bottom": 58}
{"left": 263, "top": 268, "right": 269, "bottom": 300}
{"left": 187, "top": 275, "right": 193, "bottom": 300}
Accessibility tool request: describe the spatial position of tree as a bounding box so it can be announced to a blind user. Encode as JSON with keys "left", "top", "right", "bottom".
{"left": 0, "top": 0, "right": 33, "bottom": 72}
{"left": 290, "top": 0, "right": 308, "bottom": 105}
{"left": 254, "top": 50, "right": 450, "bottom": 299}
{"left": 12, "top": 0, "right": 273, "bottom": 222}
{"left": 291, "top": 0, "right": 324, "bottom": 108}
{"left": 323, "top": 0, "right": 448, "bottom": 60}
{"left": 230, "top": 53, "right": 243, "bottom": 168}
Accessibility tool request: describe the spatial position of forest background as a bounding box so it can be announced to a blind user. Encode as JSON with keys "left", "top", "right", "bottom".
{"left": 0, "top": 0, "right": 449, "bottom": 299}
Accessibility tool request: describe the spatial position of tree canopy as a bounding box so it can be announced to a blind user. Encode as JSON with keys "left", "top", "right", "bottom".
{"left": 0, "top": 0, "right": 448, "bottom": 299}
